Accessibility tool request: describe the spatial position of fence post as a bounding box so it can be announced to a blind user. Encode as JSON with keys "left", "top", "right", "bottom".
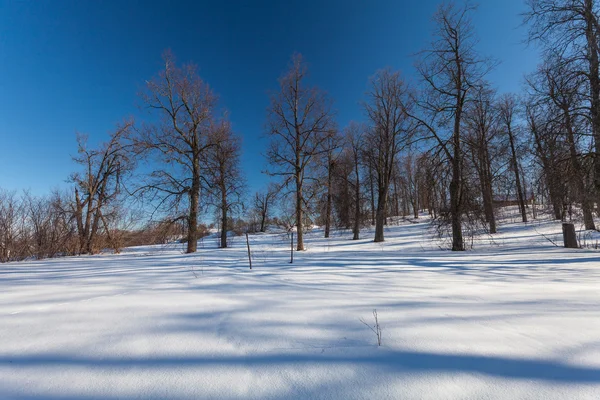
{"left": 245, "top": 232, "right": 252, "bottom": 270}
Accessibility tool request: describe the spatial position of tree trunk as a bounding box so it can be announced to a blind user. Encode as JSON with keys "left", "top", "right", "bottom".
{"left": 353, "top": 158, "right": 361, "bottom": 240}
{"left": 220, "top": 206, "right": 228, "bottom": 248}
{"left": 449, "top": 178, "right": 464, "bottom": 251}
{"left": 482, "top": 180, "right": 496, "bottom": 234}
{"left": 562, "top": 222, "right": 578, "bottom": 248}
{"left": 324, "top": 159, "right": 333, "bottom": 238}
{"left": 187, "top": 167, "right": 200, "bottom": 253}
{"left": 549, "top": 180, "right": 564, "bottom": 220}
{"left": 450, "top": 96, "right": 464, "bottom": 251}
{"left": 295, "top": 177, "right": 304, "bottom": 251}
{"left": 374, "top": 188, "right": 388, "bottom": 242}
{"left": 507, "top": 125, "right": 527, "bottom": 223}
{"left": 74, "top": 189, "right": 85, "bottom": 254}
{"left": 394, "top": 178, "right": 400, "bottom": 217}
{"left": 87, "top": 208, "right": 101, "bottom": 254}
{"left": 83, "top": 199, "right": 94, "bottom": 254}
{"left": 412, "top": 193, "right": 419, "bottom": 219}
{"left": 478, "top": 146, "right": 496, "bottom": 234}
{"left": 219, "top": 175, "right": 228, "bottom": 248}
{"left": 369, "top": 166, "right": 375, "bottom": 224}
{"left": 259, "top": 208, "right": 267, "bottom": 233}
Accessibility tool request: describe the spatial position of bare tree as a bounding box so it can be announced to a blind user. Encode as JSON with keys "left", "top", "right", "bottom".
{"left": 526, "top": 57, "right": 596, "bottom": 229}
{"left": 0, "top": 190, "right": 27, "bottom": 262}
{"left": 71, "top": 121, "right": 133, "bottom": 254}
{"left": 525, "top": 96, "right": 568, "bottom": 220}
{"left": 545, "top": 61, "right": 595, "bottom": 229}
{"left": 363, "top": 68, "right": 412, "bottom": 242}
{"left": 253, "top": 184, "right": 279, "bottom": 233}
{"left": 265, "top": 53, "right": 336, "bottom": 251}
{"left": 320, "top": 132, "right": 342, "bottom": 238}
{"left": 330, "top": 148, "right": 354, "bottom": 229}
{"left": 46, "top": 190, "right": 79, "bottom": 256}
{"left": 525, "top": 0, "right": 600, "bottom": 203}
{"left": 416, "top": 152, "right": 442, "bottom": 218}
{"left": 345, "top": 122, "right": 367, "bottom": 240}
{"left": 363, "top": 159, "right": 377, "bottom": 225}
{"left": 205, "top": 119, "right": 245, "bottom": 248}
{"left": 399, "top": 153, "right": 421, "bottom": 219}
{"left": 409, "top": 2, "right": 493, "bottom": 250}
{"left": 463, "top": 86, "right": 499, "bottom": 233}
{"left": 134, "top": 51, "right": 217, "bottom": 253}
{"left": 24, "top": 192, "right": 68, "bottom": 259}
{"left": 497, "top": 94, "right": 528, "bottom": 224}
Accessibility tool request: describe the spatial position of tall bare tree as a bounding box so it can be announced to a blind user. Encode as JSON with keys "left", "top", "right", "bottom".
{"left": 320, "top": 132, "right": 342, "bottom": 238}
{"left": 526, "top": 0, "right": 600, "bottom": 204}
{"left": 265, "top": 53, "right": 336, "bottom": 251}
{"left": 409, "top": 2, "right": 492, "bottom": 250}
{"left": 345, "top": 122, "right": 367, "bottom": 240}
{"left": 364, "top": 68, "right": 412, "bottom": 242}
{"left": 135, "top": 51, "right": 217, "bottom": 253}
{"left": 525, "top": 97, "right": 568, "bottom": 220}
{"left": 526, "top": 58, "right": 596, "bottom": 229}
{"left": 545, "top": 61, "right": 595, "bottom": 229}
{"left": 497, "top": 94, "right": 528, "bottom": 223}
{"left": 205, "top": 119, "right": 245, "bottom": 248}
{"left": 463, "top": 86, "right": 499, "bottom": 232}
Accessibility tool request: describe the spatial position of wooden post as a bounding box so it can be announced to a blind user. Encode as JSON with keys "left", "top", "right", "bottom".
{"left": 245, "top": 232, "right": 252, "bottom": 270}
{"left": 562, "top": 223, "right": 578, "bottom": 249}
{"left": 290, "top": 231, "right": 294, "bottom": 264}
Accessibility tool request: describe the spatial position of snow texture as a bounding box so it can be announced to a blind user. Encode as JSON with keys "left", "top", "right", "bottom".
{"left": 1, "top": 212, "right": 600, "bottom": 399}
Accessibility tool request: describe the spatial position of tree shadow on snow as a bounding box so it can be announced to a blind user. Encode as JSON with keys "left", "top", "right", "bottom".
{"left": 1, "top": 349, "right": 599, "bottom": 384}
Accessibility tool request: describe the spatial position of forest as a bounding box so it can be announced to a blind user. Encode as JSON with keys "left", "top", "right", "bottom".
{"left": 2, "top": 0, "right": 600, "bottom": 262}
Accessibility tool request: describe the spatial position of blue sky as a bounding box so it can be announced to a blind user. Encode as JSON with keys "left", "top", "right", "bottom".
{"left": 0, "top": 0, "right": 539, "bottom": 196}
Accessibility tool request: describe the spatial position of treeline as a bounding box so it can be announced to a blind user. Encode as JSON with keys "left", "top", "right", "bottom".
{"left": 0, "top": 188, "right": 191, "bottom": 262}
{"left": 2, "top": 1, "right": 600, "bottom": 262}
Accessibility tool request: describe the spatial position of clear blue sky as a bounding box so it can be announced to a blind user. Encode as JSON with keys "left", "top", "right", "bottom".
{"left": 0, "top": 0, "right": 539, "bottom": 196}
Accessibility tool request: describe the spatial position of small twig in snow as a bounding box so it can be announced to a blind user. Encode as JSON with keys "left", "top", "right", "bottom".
{"left": 360, "top": 309, "right": 382, "bottom": 346}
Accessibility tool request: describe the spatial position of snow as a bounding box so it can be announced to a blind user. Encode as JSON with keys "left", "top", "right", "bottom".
{"left": 1, "top": 212, "right": 600, "bottom": 399}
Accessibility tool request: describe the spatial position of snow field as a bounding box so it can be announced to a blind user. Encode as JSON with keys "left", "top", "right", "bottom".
{"left": 1, "top": 214, "right": 600, "bottom": 399}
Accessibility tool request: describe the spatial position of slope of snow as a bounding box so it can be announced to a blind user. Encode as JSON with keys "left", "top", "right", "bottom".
{"left": 1, "top": 214, "right": 600, "bottom": 399}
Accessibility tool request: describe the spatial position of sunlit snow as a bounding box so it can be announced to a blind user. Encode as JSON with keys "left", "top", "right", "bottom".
{"left": 1, "top": 210, "right": 599, "bottom": 399}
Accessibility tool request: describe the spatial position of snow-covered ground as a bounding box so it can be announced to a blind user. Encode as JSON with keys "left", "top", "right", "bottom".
{"left": 2, "top": 212, "right": 600, "bottom": 399}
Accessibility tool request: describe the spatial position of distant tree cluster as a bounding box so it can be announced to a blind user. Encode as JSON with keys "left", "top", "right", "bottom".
{"left": 3, "top": 0, "right": 600, "bottom": 263}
